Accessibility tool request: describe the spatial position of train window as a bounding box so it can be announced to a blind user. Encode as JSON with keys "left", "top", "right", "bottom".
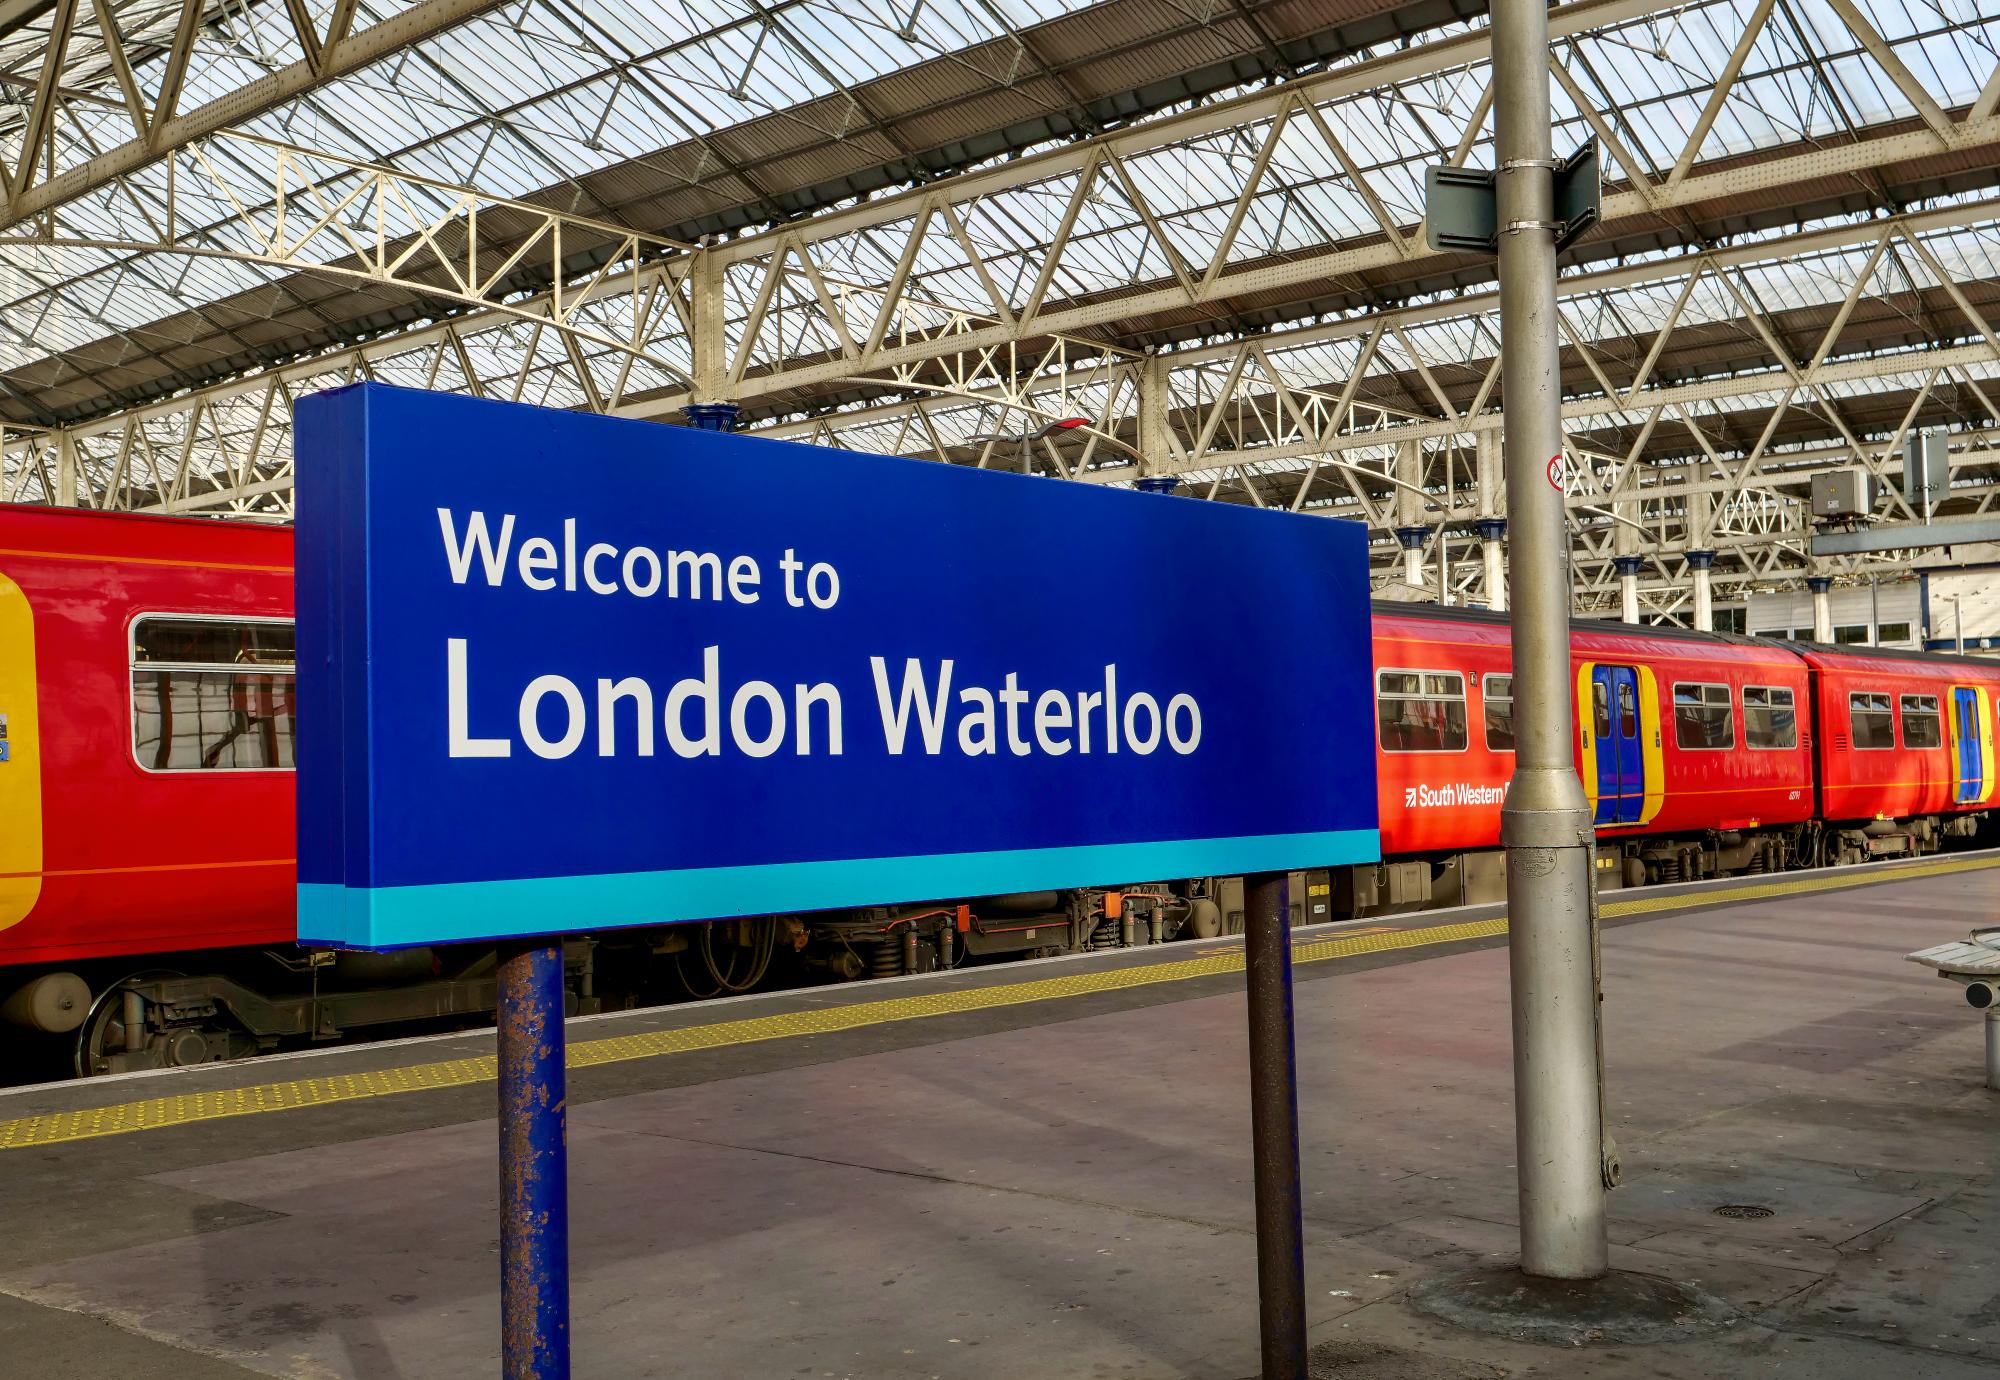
{"left": 1834, "top": 624, "right": 1870, "bottom": 645}
{"left": 1377, "top": 669, "right": 1467, "bottom": 753}
{"left": 1743, "top": 685, "right": 1798, "bottom": 750}
{"left": 1591, "top": 680, "right": 1610, "bottom": 738}
{"left": 1900, "top": 694, "right": 1942, "bottom": 749}
{"left": 1483, "top": 675, "right": 1514, "bottom": 752}
{"left": 133, "top": 618, "right": 294, "bottom": 667}
{"left": 1848, "top": 692, "right": 1895, "bottom": 750}
{"left": 1671, "top": 682, "right": 1734, "bottom": 750}
{"left": 1879, "top": 622, "right": 1913, "bottom": 645}
{"left": 130, "top": 615, "right": 296, "bottom": 772}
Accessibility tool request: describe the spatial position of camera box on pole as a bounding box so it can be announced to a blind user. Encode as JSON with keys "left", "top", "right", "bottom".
{"left": 1812, "top": 468, "right": 1875, "bottom": 520}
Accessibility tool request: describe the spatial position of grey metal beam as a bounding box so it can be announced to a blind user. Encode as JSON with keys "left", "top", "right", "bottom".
{"left": 1811, "top": 517, "right": 2000, "bottom": 555}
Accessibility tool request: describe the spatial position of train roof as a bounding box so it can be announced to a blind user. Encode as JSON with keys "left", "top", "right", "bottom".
{"left": 1374, "top": 600, "right": 1780, "bottom": 653}
{"left": 1373, "top": 599, "right": 2000, "bottom": 676}
{"left": 0, "top": 503, "right": 292, "bottom": 564}
{"left": 1788, "top": 638, "right": 2000, "bottom": 675}
{"left": 0, "top": 503, "right": 290, "bottom": 538}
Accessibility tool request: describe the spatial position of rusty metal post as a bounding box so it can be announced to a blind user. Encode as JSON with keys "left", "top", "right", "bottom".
{"left": 1244, "top": 871, "right": 1307, "bottom": 1378}
{"left": 498, "top": 940, "right": 570, "bottom": 1378}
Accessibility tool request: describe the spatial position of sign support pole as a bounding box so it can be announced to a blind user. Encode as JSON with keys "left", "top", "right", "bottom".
{"left": 1492, "top": 0, "right": 1610, "bottom": 1281}
{"left": 1243, "top": 871, "right": 1307, "bottom": 1378}
{"left": 497, "top": 940, "right": 571, "bottom": 1379}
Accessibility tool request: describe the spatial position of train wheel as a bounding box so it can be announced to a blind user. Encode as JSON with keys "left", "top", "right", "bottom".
{"left": 73, "top": 971, "right": 181, "bottom": 1077}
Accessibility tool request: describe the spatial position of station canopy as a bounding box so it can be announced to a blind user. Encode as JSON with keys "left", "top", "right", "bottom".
{"left": 2, "top": 0, "right": 1999, "bottom": 618}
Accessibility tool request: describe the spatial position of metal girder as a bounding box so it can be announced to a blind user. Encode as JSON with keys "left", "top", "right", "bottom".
{"left": 1, "top": 130, "right": 694, "bottom": 381}
{"left": 0, "top": 419, "right": 58, "bottom": 504}
{"left": 11, "top": 191, "right": 2000, "bottom": 545}
{"left": 0, "top": 0, "right": 509, "bottom": 231}
{"left": 1812, "top": 517, "right": 2000, "bottom": 556}
{"left": 760, "top": 199, "right": 2000, "bottom": 544}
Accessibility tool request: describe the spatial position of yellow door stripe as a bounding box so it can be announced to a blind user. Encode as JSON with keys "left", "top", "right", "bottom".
{"left": 1981, "top": 687, "right": 1996, "bottom": 806}
{"left": 1576, "top": 661, "right": 1599, "bottom": 813}
{"left": 0, "top": 573, "right": 41, "bottom": 934}
{"left": 4, "top": 851, "right": 1999, "bottom": 1153}
{"left": 1635, "top": 665, "right": 1665, "bottom": 825}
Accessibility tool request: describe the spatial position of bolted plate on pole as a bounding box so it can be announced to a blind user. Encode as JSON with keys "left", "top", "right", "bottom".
{"left": 1423, "top": 165, "right": 1498, "bottom": 253}
{"left": 1553, "top": 137, "right": 1600, "bottom": 253}
{"left": 1423, "top": 138, "right": 1599, "bottom": 257}
{"left": 1904, "top": 430, "right": 1949, "bottom": 514}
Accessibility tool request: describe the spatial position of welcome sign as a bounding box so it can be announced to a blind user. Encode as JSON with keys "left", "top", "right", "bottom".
{"left": 294, "top": 384, "right": 1378, "bottom": 949}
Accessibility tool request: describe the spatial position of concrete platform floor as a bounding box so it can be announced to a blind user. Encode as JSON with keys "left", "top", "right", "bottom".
{"left": 0, "top": 856, "right": 1996, "bottom": 1379}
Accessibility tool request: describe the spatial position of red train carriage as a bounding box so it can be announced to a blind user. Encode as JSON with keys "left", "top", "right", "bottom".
{"left": 0, "top": 506, "right": 297, "bottom": 969}
{"left": 2, "top": 506, "right": 1994, "bottom": 1075}
{"left": 1799, "top": 644, "right": 2000, "bottom": 860}
{"left": 1357, "top": 606, "right": 1969, "bottom": 912}
{"left": 1373, "top": 607, "right": 1812, "bottom": 854}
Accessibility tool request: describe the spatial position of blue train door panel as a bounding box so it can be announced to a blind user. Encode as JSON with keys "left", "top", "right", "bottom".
{"left": 1955, "top": 687, "right": 1982, "bottom": 803}
{"left": 1592, "top": 665, "right": 1645, "bottom": 825}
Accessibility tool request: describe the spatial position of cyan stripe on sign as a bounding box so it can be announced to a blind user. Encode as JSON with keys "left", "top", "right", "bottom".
{"left": 298, "top": 828, "right": 1380, "bottom": 950}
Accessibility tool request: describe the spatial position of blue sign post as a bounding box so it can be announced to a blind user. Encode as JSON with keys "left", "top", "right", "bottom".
{"left": 294, "top": 383, "right": 1380, "bottom": 1376}
{"left": 495, "top": 940, "right": 568, "bottom": 1378}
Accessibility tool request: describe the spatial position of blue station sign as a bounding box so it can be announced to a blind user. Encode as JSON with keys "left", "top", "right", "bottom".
{"left": 294, "top": 384, "right": 1379, "bottom": 950}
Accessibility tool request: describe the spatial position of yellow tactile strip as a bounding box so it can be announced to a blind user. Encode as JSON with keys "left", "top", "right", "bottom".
{"left": 4, "top": 851, "right": 1997, "bottom": 1153}
{"left": 1598, "top": 849, "right": 2000, "bottom": 916}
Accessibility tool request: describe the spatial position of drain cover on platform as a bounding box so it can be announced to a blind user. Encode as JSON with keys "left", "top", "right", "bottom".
{"left": 1712, "top": 1204, "right": 1775, "bottom": 1220}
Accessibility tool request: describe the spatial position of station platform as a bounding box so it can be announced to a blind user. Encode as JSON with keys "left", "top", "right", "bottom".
{"left": 1, "top": 853, "right": 1997, "bottom": 1380}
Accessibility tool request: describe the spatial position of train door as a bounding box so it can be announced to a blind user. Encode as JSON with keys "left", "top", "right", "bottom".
{"left": 1590, "top": 665, "right": 1645, "bottom": 825}
{"left": 1954, "top": 687, "right": 1983, "bottom": 804}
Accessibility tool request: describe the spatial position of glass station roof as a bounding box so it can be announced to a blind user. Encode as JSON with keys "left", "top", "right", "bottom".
{"left": 0, "top": 0, "right": 1996, "bottom": 515}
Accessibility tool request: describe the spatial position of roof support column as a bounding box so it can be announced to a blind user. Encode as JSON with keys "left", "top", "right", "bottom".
{"left": 55, "top": 431, "right": 78, "bottom": 508}
{"left": 1808, "top": 575, "right": 1833, "bottom": 643}
{"left": 1477, "top": 518, "right": 1508, "bottom": 612}
{"left": 1613, "top": 555, "right": 1644, "bottom": 625}
{"left": 1395, "top": 526, "right": 1429, "bottom": 589}
{"left": 1393, "top": 438, "right": 1430, "bottom": 591}
{"left": 1475, "top": 428, "right": 1503, "bottom": 519}
{"left": 1137, "top": 350, "right": 1171, "bottom": 478}
{"left": 1394, "top": 439, "right": 1425, "bottom": 528}
{"left": 687, "top": 242, "right": 729, "bottom": 422}
{"left": 1687, "top": 550, "right": 1717, "bottom": 631}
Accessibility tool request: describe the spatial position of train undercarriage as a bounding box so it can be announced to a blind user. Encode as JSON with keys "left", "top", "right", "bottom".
{"left": 9, "top": 809, "right": 1989, "bottom": 1080}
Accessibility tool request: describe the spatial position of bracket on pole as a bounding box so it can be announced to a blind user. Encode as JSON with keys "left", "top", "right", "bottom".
{"left": 1424, "top": 137, "right": 1600, "bottom": 255}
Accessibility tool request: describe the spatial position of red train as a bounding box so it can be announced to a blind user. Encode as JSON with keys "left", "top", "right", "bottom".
{"left": 1366, "top": 604, "right": 1994, "bottom": 913}
{"left": 1, "top": 507, "right": 1991, "bottom": 1076}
